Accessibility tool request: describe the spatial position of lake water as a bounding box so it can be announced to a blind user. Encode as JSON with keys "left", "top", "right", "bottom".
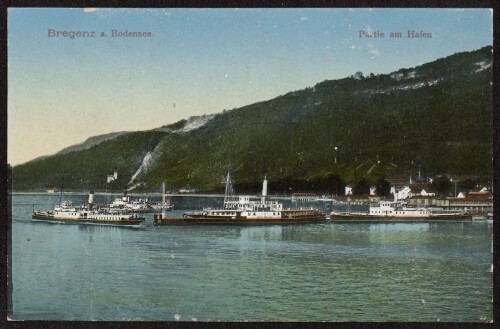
{"left": 8, "top": 193, "right": 493, "bottom": 322}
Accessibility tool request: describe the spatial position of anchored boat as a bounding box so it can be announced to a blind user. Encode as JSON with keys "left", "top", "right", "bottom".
{"left": 108, "top": 190, "right": 173, "bottom": 212}
{"left": 154, "top": 173, "right": 326, "bottom": 225}
{"left": 109, "top": 191, "right": 152, "bottom": 213}
{"left": 32, "top": 191, "right": 145, "bottom": 226}
{"left": 331, "top": 194, "right": 472, "bottom": 221}
{"left": 147, "top": 197, "right": 174, "bottom": 212}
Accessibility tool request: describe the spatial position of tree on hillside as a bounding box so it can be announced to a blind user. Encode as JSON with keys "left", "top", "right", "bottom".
{"left": 325, "top": 174, "right": 346, "bottom": 196}
{"left": 353, "top": 178, "right": 370, "bottom": 195}
{"left": 458, "top": 179, "right": 476, "bottom": 192}
{"left": 353, "top": 71, "right": 364, "bottom": 80}
{"left": 432, "top": 176, "right": 452, "bottom": 196}
{"left": 375, "top": 177, "right": 391, "bottom": 196}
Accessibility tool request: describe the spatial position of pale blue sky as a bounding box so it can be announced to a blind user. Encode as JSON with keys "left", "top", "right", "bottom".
{"left": 8, "top": 8, "right": 493, "bottom": 165}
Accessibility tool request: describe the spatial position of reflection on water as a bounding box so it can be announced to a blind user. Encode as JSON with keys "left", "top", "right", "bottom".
{"left": 369, "top": 222, "right": 430, "bottom": 232}
{"left": 239, "top": 226, "right": 283, "bottom": 241}
{"left": 9, "top": 194, "right": 493, "bottom": 322}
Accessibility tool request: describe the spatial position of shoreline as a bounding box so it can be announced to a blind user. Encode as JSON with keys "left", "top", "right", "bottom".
{"left": 9, "top": 191, "right": 296, "bottom": 200}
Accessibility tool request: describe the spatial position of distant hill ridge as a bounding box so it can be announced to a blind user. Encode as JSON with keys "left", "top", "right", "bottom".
{"left": 11, "top": 46, "right": 493, "bottom": 192}
{"left": 56, "top": 131, "right": 130, "bottom": 155}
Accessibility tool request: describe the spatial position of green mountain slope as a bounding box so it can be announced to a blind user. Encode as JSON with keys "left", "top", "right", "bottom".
{"left": 12, "top": 131, "right": 167, "bottom": 191}
{"left": 55, "top": 131, "right": 130, "bottom": 155}
{"left": 12, "top": 46, "right": 493, "bottom": 192}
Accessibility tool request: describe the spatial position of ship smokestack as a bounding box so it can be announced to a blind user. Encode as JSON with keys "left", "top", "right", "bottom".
{"left": 261, "top": 176, "right": 268, "bottom": 203}
{"left": 88, "top": 190, "right": 94, "bottom": 210}
{"left": 122, "top": 190, "right": 128, "bottom": 202}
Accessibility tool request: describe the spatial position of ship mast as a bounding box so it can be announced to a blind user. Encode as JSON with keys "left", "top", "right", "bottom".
{"left": 161, "top": 182, "right": 166, "bottom": 218}
{"left": 222, "top": 171, "right": 234, "bottom": 209}
{"left": 58, "top": 179, "right": 64, "bottom": 206}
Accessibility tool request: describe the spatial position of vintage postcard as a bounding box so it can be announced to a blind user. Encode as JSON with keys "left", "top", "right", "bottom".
{"left": 6, "top": 6, "right": 494, "bottom": 322}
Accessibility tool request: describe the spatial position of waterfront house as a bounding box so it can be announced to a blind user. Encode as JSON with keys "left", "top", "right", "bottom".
{"left": 420, "top": 189, "right": 436, "bottom": 197}
{"left": 447, "top": 195, "right": 493, "bottom": 215}
{"left": 385, "top": 177, "right": 407, "bottom": 187}
{"left": 345, "top": 186, "right": 353, "bottom": 196}
{"left": 390, "top": 186, "right": 412, "bottom": 200}
{"left": 346, "top": 194, "right": 371, "bottom": 205}
{"left": 408, "top": 183, "right": 434, "bottom": 196}
{"left": 106, "top": 168, "right": 118, "bottom": 183}
{"left": 407, "top": 195, "right": 449, "bottom": 208}
{"left": 407, "top": 193, "right": 493, "bottom": 215}
{"left": 179, "top": 188, "right": 197, "bottom": 194}
{"left": 468, "top": 187, "right": 490, "bottom": 196}
{"left": 292, "top": 193, "right": 318, "bottom": 201}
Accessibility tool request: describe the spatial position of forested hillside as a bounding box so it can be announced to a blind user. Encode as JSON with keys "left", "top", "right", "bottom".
{"left": 12, "top": 46, "right": 493, "bottom": 193}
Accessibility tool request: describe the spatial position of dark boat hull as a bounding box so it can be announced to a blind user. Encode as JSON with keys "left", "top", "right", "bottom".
{"left": 153, "top": 213, "right": 327, "bottom": 226}
{"left": 330, "top": 213, "right": 472, "bottom": 222}
{"left": 32, "top": 212, "right": 145, "bottom": 226}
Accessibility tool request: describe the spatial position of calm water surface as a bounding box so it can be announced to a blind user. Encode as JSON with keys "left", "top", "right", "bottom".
{"left": 9, "top": 193, "right": 493, "bottom": 321}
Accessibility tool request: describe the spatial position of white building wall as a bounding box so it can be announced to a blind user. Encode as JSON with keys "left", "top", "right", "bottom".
{"left": 345, "top": 186, "right": 353, "bottom": 196}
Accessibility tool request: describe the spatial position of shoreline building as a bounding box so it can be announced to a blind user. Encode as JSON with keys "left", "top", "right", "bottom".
{"left": 107, "top": 168, "right": 118, "bottom": 184}
{"left": 292, "top": 193, "right": 318, "bottom": 202}
{"left": 406, "top": 187, "right": 493, "bottom": 215}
